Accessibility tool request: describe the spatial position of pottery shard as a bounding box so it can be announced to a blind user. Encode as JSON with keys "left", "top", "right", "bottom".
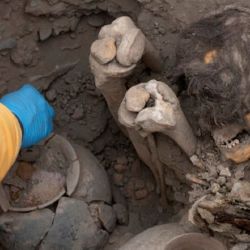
{"left": 0, "top": 209, "right": 54, "bottom": 250}
{"left": 72, "top": 145, "right": 112, "bottom": 203}
{"left": 125, "top": 86, "right": 150, "bottom": 112}
{"left": 90, "top": 37, "right": 117, "bottom": 65}
{"left": 97, "top": 203, "right": 117, "bottom": 233}
{"left": 41, "top": 197, "right": 109, "bottom": 250}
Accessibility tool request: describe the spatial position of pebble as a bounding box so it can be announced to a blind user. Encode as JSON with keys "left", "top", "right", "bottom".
{"left": 72, "top": 106, "right": 84, "bottom": 120}
{"left": 87, "top": 14, "right": 105, "bottom": 28}
{"left": 217, "top": 176, "right": 226, "bottom": 186}
{"left": 211, "top": 183, "right": 220, "bottom": 194}
{"left": 114, "top": 163, "right": 127, "bottom": 173}
{"left": 46, "top": 89, "right": 57, "bottom": 102}
{"left": 113, "top": 203, "right": 129, "bottom": 225}
{"left": 135, "top": 188, "right": 148, "bottom": 200}
{"left": 97, "top": 203, "right": 117, "bottom": 233}
{"left": 39, "top": 23, "right": 53, "bottom": 41}
{"left": 113, "top": 173, "right": 124, "bottom": 186}
{"left": 0, "top": 38, "right": 16, "bottom": 51}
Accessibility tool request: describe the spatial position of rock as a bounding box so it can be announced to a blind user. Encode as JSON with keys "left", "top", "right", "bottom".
{"left": 135, "top": 188, "right": 148, "bottom": 200}
{"left": 231, "top": 243, "right": 249, "bottom": 250}
{"left": 90, "top": 37, "right": 117, "bottom": 64}
{"left": 87, "top": 14, "right": 105, "bottom": 27}
{"left": 97, "top": 203, "right": 117, "bottom": 233}
{"left": 41, "top": 197, "right": 108, "bottom": 250}
{"left": 217, "top": 176, "right": 226, "bottom": 186}
{"left": 46, "top": 89, "right": 57, "bottom": 101}
{"left": 113, "top": 173, "right": 124, "bottom": 186}
{"left": 114, "top": 163, "right": 127, "bottom": 173}
{"left": 230, "top": 181, "right": 250, "bottom": 202}
{"left": 116, "top": 156, "right": 128, "bottom": 165}
{"left": 39, "top": 22, "right": 53, "bottom": 41}
{"left": 0, "top": 38, "right": 16, "bottom": 51}
{"left": 72, "top": 145, "right": 112, "bottom": 203}
{"left": 0, "top": 209, "right": 54, "bottom": 250}
{"left": 113, "top": 203, "right": 129, "bottom": 225}
{"left": 197, "top": 207, "right": 214, "bottom": 224}
{"left": 218, "top": 165, "right": 231, "bottom": 177}
{"left": 72, "top": 106, "right": 84, "bottom": 120}
{"left": 211, "top": 183, "right": 220, "bottom": 194}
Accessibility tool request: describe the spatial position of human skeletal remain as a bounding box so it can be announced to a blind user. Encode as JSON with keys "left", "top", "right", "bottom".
{"left": 212, "top": 118, "right": 250, "bottom": 163}
{"left": 118, "top": 79, "right": 197, "bottom": 158}
{"left": 90, "top": 16, "right": 167, "bottom": 205}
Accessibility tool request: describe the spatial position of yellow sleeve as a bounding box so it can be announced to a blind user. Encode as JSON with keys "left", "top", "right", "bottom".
{"left": 0, "top": 103, "right": 22, "bottom": 181}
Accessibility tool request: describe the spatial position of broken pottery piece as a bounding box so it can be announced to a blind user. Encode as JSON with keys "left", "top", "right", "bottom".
{"left": 119, "top": 223, "right": 226, "bottom": 250}
{"left": 40, "top": 197, "right": 109, "bottom": 250}
{"left": 3, "top": 134, "right": 80, "bottom": 212}
{"left": 0, "top": 209, "right": 54, "bottom": 250}
{"left": 72, "top": 144, "right": 112, "bottom": 204}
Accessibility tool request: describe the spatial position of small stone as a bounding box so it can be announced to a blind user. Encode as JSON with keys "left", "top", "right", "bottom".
{"left": 97, "top": 203, "right": 116, "bottom": 233}
{"left": 87, "top": 14, "right": 105, "bottom": 28}
{"left": 90, "top": 37, "right": 117, "bottom": 64}
{"left": 113, "top": 173, "right": 124, "bottom": 186}
{"left": 72, "top": 106, "right": 84, "bottom": 120}
{"left": 135, "top": 188, "right": 148, "bottom": 200}
{"left": 219, "top": 167, "right": 231, "bottom": 177}
{"left": 230, "top": 181, "right": 250, "bottom": 202}
{"left": 134, "top": 179, "right": 145, "bottom": 190}
{"left": 217, "top": 176, "right": 226, "bottom": 186}
{"left": 211, "top": 183, "right": 220, "bottom": 194}
{"left": 197, "top": 207, "right": 215, "bottom": 224}
{"left": 0, "top": 38, "right": 16, "bottom": 51}
{"left": 116, "top": 156, "right": 128, "bottom": 165}
{"left": 113, "top": 203, "right": 128, "bottom": 225}
{"left": 46, "top": 89, "right": 57, "bottom": 102}
{"left": 39, "top": 23, "right": 53, "bottom": 41}
{"left": 114, "top": 163, "right": 126, "bottom": 173}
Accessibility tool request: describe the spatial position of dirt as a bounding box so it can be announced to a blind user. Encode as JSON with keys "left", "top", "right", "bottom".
{"left": 1, "top": 0, "right": 250, "bottom": 249}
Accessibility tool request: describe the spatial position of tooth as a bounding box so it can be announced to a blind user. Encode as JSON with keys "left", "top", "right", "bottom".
{"left": 235, "top": 139, "right": 239, "bottom": 144}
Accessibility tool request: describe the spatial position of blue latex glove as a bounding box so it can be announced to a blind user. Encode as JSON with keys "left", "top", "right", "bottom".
{"left": 0, "top": 84, "right": 55, "bottom": 148}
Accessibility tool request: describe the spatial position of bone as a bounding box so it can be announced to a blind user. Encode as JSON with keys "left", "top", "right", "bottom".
{"left": 118, "top": 80, "right": 197, "bottom": 158}
{"left": 98, "top": 16, "right": 162, "bottom": 72}
{"left": 89, "top": 18, "right": 166, "bottom": 206}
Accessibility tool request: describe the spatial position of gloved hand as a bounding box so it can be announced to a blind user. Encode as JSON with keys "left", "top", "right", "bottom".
{"left": 0, "top": 84, "right": 55, "bottom": 148}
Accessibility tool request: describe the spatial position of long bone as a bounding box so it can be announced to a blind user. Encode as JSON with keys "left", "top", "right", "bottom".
{"left": 90, "top": 17, "right": 166, "bottom": 205}
{"left": 118, "top": 79, "right": 197, "bottom": 159}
